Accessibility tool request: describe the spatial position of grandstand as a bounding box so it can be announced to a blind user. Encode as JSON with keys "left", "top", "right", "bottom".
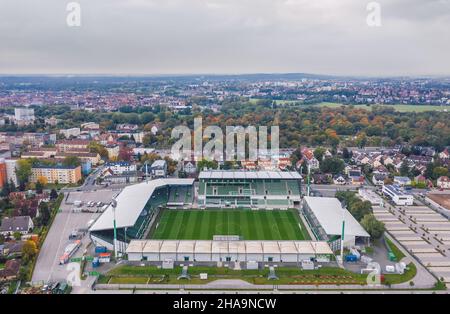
{"left": 198, "top": 170, "right": 302, "bottom": 209}
{"left": 89, "top": 178, "right": 195, "bottom": 252}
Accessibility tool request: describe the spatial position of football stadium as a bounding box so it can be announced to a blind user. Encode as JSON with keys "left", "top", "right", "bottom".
{"left": 89, "top": 170, "right": 344, "bottom": 263}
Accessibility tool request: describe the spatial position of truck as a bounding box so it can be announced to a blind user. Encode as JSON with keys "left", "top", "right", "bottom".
{"left": 59, "top": 240, "right": 81, "bottom": 265}
{"left": 92, "top": 257, "right": 100, "bottom": 268}
{"left": 73, "top": 200, "right": 83, "bottom": 207}
{"left": 98, "top": 252, "right": 111, "bottom": 263}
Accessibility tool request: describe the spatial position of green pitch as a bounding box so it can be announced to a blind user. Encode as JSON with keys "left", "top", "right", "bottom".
{"left": 149, "top": 209, "right": 310, "bottom": 240}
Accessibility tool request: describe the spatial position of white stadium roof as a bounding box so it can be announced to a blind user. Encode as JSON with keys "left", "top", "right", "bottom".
{"left": 89, "top": 178, "right": 194, "bottom": 232}
{"left": 199, "top": 170, "right": 301, "bottom": 180}
{"left": 303, "top": 196, "right": 370, "bottom": 238}
{"left": 126, "top": 240, "right": 333, "bottom": 256}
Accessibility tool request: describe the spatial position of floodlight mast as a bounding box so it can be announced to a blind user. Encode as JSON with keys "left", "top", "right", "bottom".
{"left": 340, "top": 201, "right": 346, "bottom": 263}
{"left": 111, "top": 198, "right": 118, "bottom": 258}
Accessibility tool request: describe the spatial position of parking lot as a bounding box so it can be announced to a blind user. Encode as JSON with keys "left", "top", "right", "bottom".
{"left": 373, "top": 203, "right": 450, "bottom": 285}
{"left": 32, "top": 189, "right": 120, "bottom": 287}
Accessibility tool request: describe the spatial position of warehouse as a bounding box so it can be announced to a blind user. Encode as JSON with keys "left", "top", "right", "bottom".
{"left": 126, "top": 240, "right": 333, "bottom": 263}
{"left": 302, "top": 196, "right": 370, "bottom": 249}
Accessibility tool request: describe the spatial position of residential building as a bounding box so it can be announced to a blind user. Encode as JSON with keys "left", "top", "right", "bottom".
{"left": 150, "top": 160, "right": 167, "bottom": 178}
{"left": 30, "top": 165, "right": 82, "bottom": 184}
{"left": 14, "top": 108, "right": 35, "bottom": 125}
{"left": 372, "top": 173, "right": 386, "bottom": 186}
{"left": 5, "top": 159, "right": 18, "bottom": 187}
{"left": 0, "top": 216, "right": 34, "bottom": 236}
{"left": 104, "top": 161, "right": 137, "bottom": 174}
{"left": 106, "top": 144, "right": 120, "bottom": 160}
{"left": 394, "top": 176, "right": 412, "bottom": 186}
{"left": 56, "top": 139, "right": 90, "bottom": 153}
{"left": 437, "top": 176, "right": 450, "bottom": 189}
{"left": 59, "top": 128, "right": 81, "bottom": 139}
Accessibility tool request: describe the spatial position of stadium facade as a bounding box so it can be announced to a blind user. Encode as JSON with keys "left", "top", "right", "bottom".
{"left": 89, "top": 178, "right": 195, "bottom": 252}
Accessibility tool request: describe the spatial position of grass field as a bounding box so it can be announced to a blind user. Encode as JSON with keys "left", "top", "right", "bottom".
{"left": 149, "top": 209, "right": 310, "bottom": 240}
{"left": 249, "top": 98, "right": 447, "bottom": 112}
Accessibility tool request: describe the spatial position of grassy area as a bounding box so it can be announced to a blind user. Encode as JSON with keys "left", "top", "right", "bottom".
{"left": 103, "top": 265, "right": 368, "bottom": 286}
{"left": 149, "top": 209, "right": 310, "bottom": 240}
{"left": 383, "top": 263, "right": 417, "bottom": 285}
{"left": 386, "top": 237, "right": 406, "bottom": 261}
{"left": 249, "top": 99, "right": 447, "bottom": 112}
{"left": 316, "top": 102, "right": 446, "bottom": 112}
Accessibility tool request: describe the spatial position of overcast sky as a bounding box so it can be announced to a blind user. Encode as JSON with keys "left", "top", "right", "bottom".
{"left": 0, "top": 0, "right": 449, "bottom": 76}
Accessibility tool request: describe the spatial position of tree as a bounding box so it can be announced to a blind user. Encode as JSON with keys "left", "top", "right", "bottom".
{"left": 13, "top": 231, "right": 22, "bottom": 241}
{"left": 400, "top": 161, "right": 410, "bottom": 177}
{"left": 320, "top": 157, "right": 344, "bottom": 175}
{"left": 342, "top": 147, "right": 352, "bottom": 160}
{"left": 22, "top": 240, "right": 38, "bottom": 264}
{"left": 62, "top": 156, "right": 81, "bottom": 167}
{"left": 433, "top": 167, "right": 449, "bottom": 180}
{"left": 88, "top": 142, "right": 108, "bottom": 159}
{"left": 197, "top": 159, "right": 218, "bottom": 171}
{"left": 314, "top": 147, "right": 326, "bottom": 161}
{"left": 37, "top": 201, "right": 51, "bottom": 226}
{"left": 16, "top": 159, "right": 32, "bottom": 186}
{"left": 360, "top": 214, "right": 385, "bottom": 239}
{"left": 290, "top": 148, "right": 302, "bottom": 168}
{"left": 35, "top": 180, "right": 44, "bottom": 194}
{"left": 50, "top": 188, "right": 58, "bottom": 200}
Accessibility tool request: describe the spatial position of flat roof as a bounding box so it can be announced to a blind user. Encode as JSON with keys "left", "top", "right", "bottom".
{"left": 89, "top": 178, "right": 195, "bottom": 232}
{"left": 126, "top": 240, "right": 333, "bottom": 256}
{"left": 304, "top": 196, "right": 370, "bottom": 238}
{"left": 199, "top": 170, "right": 301, "bottom": 180}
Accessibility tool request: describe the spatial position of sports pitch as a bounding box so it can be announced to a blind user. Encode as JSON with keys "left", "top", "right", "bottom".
{"left": 150, "top": 209, "right": 311, "bottom": 240}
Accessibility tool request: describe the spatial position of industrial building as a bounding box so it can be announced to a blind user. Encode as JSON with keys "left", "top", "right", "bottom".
{"left": 302, "top": 196, "right": 370, "bottom": 249}
{"left": 197, "top": 170, "right": 302, "bottom": 209}
{"left": 126, "top": 240, "right": 333, "bottom": 263}
{"left": 382, "top": 185, "right": 414, "bottom": 206}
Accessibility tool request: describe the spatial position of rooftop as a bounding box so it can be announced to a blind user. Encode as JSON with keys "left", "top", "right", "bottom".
{"left": 199, "top": 170, "right": 301, "bottom": 180}
{"left": 303, "top": 196, "right": 370, "bottom": 238}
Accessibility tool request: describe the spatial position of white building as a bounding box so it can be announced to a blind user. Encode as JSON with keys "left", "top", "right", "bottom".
{"left": 104, "top": 162, "right": 137, "bottom": 175}
{"left": 5, "top": 159, "right": 19, "bottom": 187}
{"left": 14, "top": 108, "right": 35, "bottom": 125}
{"left": 393, "top": 176, "right": 412, "bottom": 187}
{"left": 437, "top": 176, "right": 450, "bottom": 189}
{"left": 358, "top": 188, "right": 384, "bottom": 206}
{"left": 302, "top": 196, "right": 370, "bottom": 248}
{"left": 59, "top": 128, "right": 81, "bottom": 139}
{"left": 382, "top": 185, "right": 414, "bottom": 206}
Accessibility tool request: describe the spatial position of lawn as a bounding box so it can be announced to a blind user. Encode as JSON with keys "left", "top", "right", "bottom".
{"left": 386, "top": 237, "right": 406, "bottom": 261}
{"left": 103, "top": 265, "right": 368, "bottom": 286}
{"left": 149, "top": 209, "right": 310, "bottom": 240}
{"left": 316, "top": 102, "right": 446, "bottom": 112}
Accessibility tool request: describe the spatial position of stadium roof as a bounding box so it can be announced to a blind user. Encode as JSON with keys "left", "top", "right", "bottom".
{"left": 89, "top": 178, "right": 194, "bottom": 232}
{"left": 303, "top": 196, "right": 370, "bottom": 238}
{"left": 126, "top": 240, "right": 333, "bottom": 256}
{"left": 199, "top": 170, "right": 301, "bottom": 180}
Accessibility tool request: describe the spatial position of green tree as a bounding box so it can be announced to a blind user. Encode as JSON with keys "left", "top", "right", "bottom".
{"left": 16, "top": 159, "right": 32, "bottom": 186}
{"left": 400, "top": 161, "right": 410, "bottom": 177}
{"left": 50, "top": 188, "right": 58, "bottom": 200}
{"left": 62, "top": 156, "right": 81, "bottom": 167}
{"left": 314, "top": 147, "right": 326, "bottom": 161}
{"left": 360, "top": 214, "right": 385, "bottom": 239}
{"left": 35, "top": 180, "right": 44, "bottom": 194}
{"left": 37, "top": 201, "right": 51, "bottom": 226}
{"left": 22, "top": 240, "right": 38, "bottom": 264}
{"left": 320, "top": 157, "right": 344, "bottom": 175}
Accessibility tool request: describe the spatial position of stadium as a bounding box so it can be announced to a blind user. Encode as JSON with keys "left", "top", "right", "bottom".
{"left": 89, "top": 170, "right": 340, "bottom": 263}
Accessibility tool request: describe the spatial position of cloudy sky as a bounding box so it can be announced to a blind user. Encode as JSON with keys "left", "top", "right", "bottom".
{"left": 0, "top": 0, "right": 449, "bottom": 76}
